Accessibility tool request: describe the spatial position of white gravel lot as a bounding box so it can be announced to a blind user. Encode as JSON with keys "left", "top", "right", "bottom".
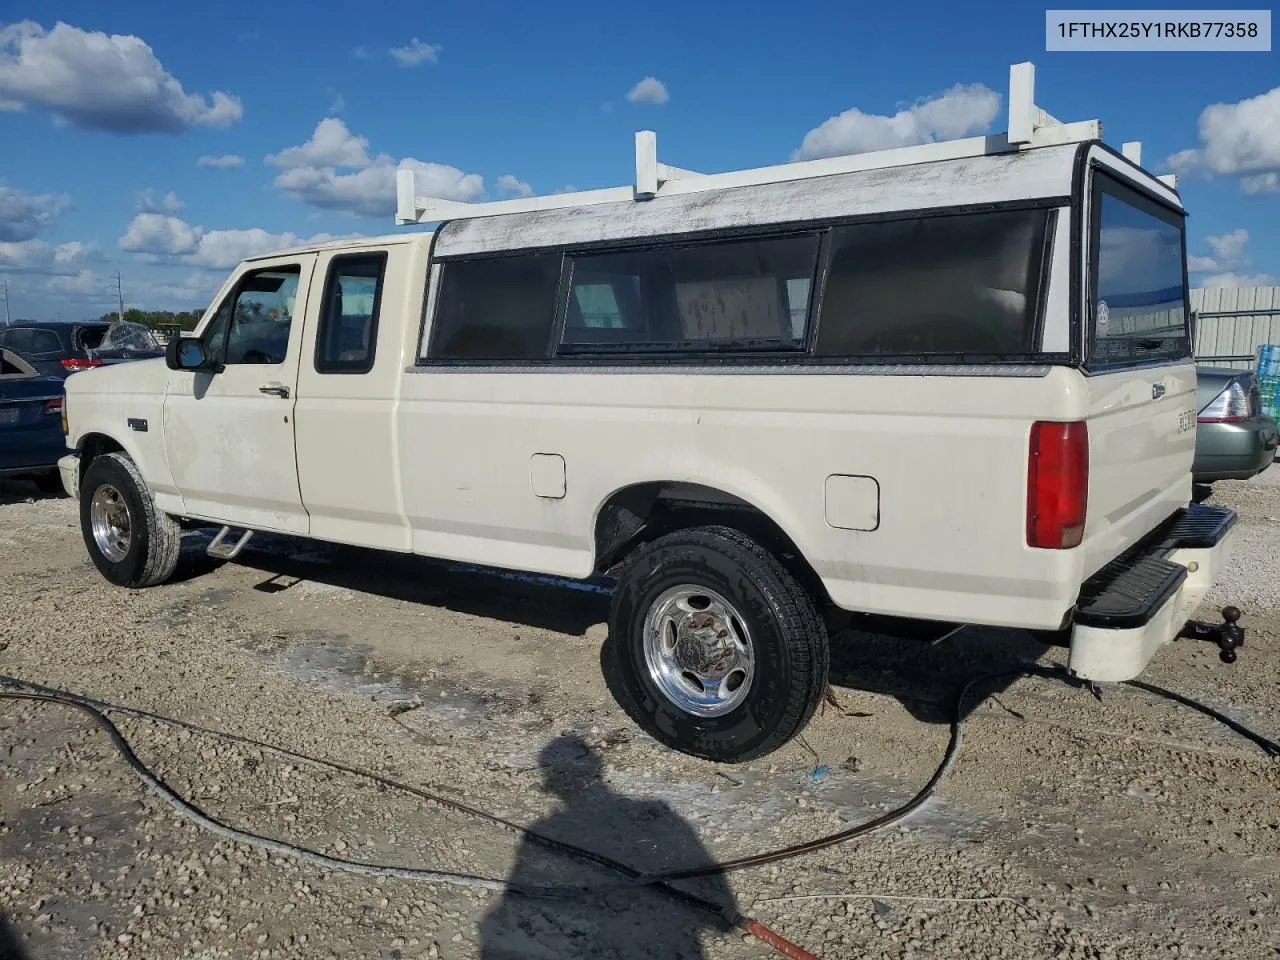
{"left": 1, "top": 468, "right": 1277, "bottom": 960}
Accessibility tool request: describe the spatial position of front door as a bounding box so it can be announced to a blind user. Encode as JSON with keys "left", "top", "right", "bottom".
{"left": 163, "top": 254, "right": 317, "bottom": 533}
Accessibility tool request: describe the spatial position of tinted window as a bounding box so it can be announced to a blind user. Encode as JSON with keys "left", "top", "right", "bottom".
{"left": 1089, "top": 181, "right": 1188, "bottom": 366}
{"left": 316, "top": 254, "right": 386, "bottom": 373}
{"left": 816, "top": 210, "right": 1049, "bottom": 357}
{"left": 205, "top": 267, "right": 301, "bottom": 365}
{"left": 561, "top": 235, "right": 819, "bottom": 350}
{"left": 430, "top": 255, "right": 562, "bottom": 361}
{"left": 0, "top": 328, "right": 63, "bottom": 355}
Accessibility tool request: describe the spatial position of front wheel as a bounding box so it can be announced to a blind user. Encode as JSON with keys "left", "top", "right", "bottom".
{"left": 603, "top": 525, "right": 829, "bottom": 762}
{"left": 80, "top": 452, "right": 181, "bottom": 588}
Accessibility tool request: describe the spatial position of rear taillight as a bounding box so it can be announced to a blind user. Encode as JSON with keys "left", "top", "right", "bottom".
{"left": 1198, "top": 381, "right": 1250, "bottom": 423}
{"left": 60, "top": 357, "right": 104, "bottom": 372}
{"left": 43, "top": 398, "right": 62, "bottom": 416}
{"left": 1027, "top": 421, "right": 1089, "bottom": 550}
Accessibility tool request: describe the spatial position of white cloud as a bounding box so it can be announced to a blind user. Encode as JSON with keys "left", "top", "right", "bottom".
{"left": 1188, "top": 229, "right": 1264, "bottom": 279}
{"left": 1241, "top": 172, "right": 1280, "bottom": 194}
{"left": 119, "top": 212, "right": 201, "bottom": 257}
{"left": 117, "top": 212, "right": 359, "bottom": 270}
{"left": 0, "top": 238, "right": 102, "bottom": 274}
{"left": 351, "top": 46, "right": 370, "bottom": 60}
{"left": 267, "top": 118, "right": 372, "bottom": 169}
{"left": 390, "top": 38, "right": 439, "bottom": 67}
{"left": 137, "top": 189, "right": 183, "bottom": 214}
{"left": 0, "top": 20, "right": 242, "bottom": 133}
{"left": 267, "top": 119, "right": 484, "bottom": 218}
{"left": 328, "top": 90, "right": 346, "bottom": 114}
{"left": 1201, "top": 272, "right": 1279, "bottom": 289}
{"left": 1166, "top": 87, "right": 1280, "bottom": 192}
{"left": 626, "top": 76, "right": 668, "bottom": 105}
{"left": 793, "top": 83, "right": 1000, "bottom": 161}
{"left": 197, "top": 154, "right": 245, "bottom": 169}
{"left": 0, "top": 184, "right": 70, "bottom": 241}
{"left": 497, "top": 174, "right": 533, "bottom": 197}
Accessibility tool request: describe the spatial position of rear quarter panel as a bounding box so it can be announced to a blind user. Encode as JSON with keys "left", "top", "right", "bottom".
{"left": 1079, "top": 363, "right": 1196, "bottom": 576}
{"left": 396, "top": 365, "right": 1095, "bottom": 629}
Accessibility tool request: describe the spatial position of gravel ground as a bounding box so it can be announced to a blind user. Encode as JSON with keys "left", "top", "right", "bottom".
{"left": 1, "top": 468, "right": 1278, "bottom": 960}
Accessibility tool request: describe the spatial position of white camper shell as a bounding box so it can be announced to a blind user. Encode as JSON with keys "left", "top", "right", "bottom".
{"left": 60, "top": 63, "right": 1239, "bottom": 762}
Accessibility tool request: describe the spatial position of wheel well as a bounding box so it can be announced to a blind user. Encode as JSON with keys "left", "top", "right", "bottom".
{"left": 78, "top": 434, "right": 125, "bottom": 483}
{"left": 593, "top": 482, "right": 830, "bottom": 604}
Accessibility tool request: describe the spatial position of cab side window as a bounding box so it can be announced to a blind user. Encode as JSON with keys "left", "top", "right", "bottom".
{"left": 315, "top": 253, "right": 387, "bottom": 374}
{"left": 204, "top": 267, "right": 302, "bottom": 365}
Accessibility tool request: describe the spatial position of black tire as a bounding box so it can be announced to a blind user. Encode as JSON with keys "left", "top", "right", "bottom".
{"left": 603, "top": 525, "right": 829, "bottom": 763}
{"left": 32, "top": 471, "right": 65, "bottom": 495}
{"left": 80, "top": 452, "right": 181, "bottom": 588}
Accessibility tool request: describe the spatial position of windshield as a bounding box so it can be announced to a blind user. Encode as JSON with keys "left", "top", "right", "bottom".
{"left": 1089, "top": 177, "right": 1190, "bottom": 366}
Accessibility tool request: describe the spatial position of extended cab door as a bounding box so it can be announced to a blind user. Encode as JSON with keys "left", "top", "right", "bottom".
{"left": 162, "top": 254, "right": 317, "bottom": 533}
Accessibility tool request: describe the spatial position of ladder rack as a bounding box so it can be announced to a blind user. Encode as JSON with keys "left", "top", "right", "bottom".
{"left": 395, "top": 62, "right": 1160, "bottom": 227}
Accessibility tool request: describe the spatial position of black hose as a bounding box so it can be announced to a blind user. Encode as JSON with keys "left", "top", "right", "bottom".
{"left": 1123, "top": 676, "right": 1279, "bottom": 757}
{"left": 1, "top": 664, "right": 1275, "bottom": 930}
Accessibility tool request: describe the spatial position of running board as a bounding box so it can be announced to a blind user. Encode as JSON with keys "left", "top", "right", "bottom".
{"left": 207, "top": 526, "right": 254, "bottom": 561}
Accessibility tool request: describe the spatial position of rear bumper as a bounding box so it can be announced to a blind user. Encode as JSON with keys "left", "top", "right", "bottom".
{"left": 1067, "top": 505, "right": 1236, "bottom": 682}
{"left": 1192, "top": 416, "right": 1278, "bottom": 482}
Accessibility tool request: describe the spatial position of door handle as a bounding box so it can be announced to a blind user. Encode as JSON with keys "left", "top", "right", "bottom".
{"left": 259, "top": 383, "right": 290, "bottom": 399}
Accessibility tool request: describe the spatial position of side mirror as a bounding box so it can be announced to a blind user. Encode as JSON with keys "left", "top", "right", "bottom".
{"left": 166, "top": 336, "right": 211, "bottom": 372}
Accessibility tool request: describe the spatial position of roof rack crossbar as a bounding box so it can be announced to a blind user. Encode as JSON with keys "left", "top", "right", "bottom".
{"left": 394, "top": 61, "right": 1104, "bottom": 226}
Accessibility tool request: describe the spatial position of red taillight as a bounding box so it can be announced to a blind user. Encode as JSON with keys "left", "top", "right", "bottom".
{"left": 61, "top": 357, "right": 104, "bottom": 371}
{"left": 43, "top": 398, "right": 63, "bottom": 416}
{"left": 1027, "top": 421, "right": 1089, "bottom": 549}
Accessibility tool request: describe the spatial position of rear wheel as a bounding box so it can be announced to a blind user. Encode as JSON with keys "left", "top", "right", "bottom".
{"left": 603, "top": 525, "right": 829, "bottom": 762}
{"left": 80, "top": 452, "right": 181, "bottom": 588}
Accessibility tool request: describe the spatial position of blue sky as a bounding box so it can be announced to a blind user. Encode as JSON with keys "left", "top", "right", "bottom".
{"left": 1, "top": 1, "right": 1277, "bottom": 319}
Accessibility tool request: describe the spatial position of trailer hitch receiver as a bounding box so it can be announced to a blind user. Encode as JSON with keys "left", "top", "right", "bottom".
{"left": 1179, "top": 605, "right": 1244, "bottom": 664}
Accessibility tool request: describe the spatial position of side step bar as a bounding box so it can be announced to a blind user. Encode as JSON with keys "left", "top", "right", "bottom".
{"left": 207, "top": 526, "right": 254, "bottom": 561}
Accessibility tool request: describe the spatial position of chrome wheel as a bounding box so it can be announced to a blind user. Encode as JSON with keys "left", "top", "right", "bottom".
{"left": 642, "top": 585, "right": 755, "bottom": 717}
{"left": 90, "top": 484, "right": 132, "bottom": 562}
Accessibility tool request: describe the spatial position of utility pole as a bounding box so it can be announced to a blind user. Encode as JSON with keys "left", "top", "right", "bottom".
{"left": 113, "top": 271, "right": 125, "bottom": 323}
{"left": 0, "top": 277, "right": 9, "bottom": 326}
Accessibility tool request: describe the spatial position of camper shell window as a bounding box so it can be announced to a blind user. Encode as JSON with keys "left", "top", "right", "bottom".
{"left": 1086, "top": 173, "right": 1190, "bottom": 368}
{"left": 560, "top": 234, "right": 820, "bottom": 352}
{"left": 815, "top": 209, "right": 1050, "bottom": 358}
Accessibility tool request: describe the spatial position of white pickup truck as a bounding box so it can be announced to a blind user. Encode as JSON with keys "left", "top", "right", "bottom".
{"left": 60, "top": 65, "right": 1239, "bottom": 761}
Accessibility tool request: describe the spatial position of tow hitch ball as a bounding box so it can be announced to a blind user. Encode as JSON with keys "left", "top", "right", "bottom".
{"left": 1180, "top": 606, "right": 1245, "bottom": 664}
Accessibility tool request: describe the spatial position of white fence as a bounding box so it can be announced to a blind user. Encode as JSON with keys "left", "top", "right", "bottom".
{"left": 1192, "top": 286, "right": 1280, "bottom": 371}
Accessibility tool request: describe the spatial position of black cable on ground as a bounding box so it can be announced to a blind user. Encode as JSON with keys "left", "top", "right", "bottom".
{"left": 2, "top": 666, "right": 1276, "bottom": 959}
{"left": 1123, "top": 676, "right": 1280, "bottom": 757}
{"left": 0, "top": 678, "right": 817, "bottom": 960}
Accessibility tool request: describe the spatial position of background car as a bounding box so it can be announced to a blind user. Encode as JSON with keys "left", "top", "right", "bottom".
{"left": 0, "top": 320, "right": 163, "bottom": 377}
{"left": 0, "top": 347, "right": 67, "bottom": 493}
{"left": 1193, "top": 366, "right": 1278, "bottom": 483}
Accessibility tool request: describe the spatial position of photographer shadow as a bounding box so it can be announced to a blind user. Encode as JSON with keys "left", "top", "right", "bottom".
{"left": 479, "top": 735, "right": 736, "bottom": 960}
